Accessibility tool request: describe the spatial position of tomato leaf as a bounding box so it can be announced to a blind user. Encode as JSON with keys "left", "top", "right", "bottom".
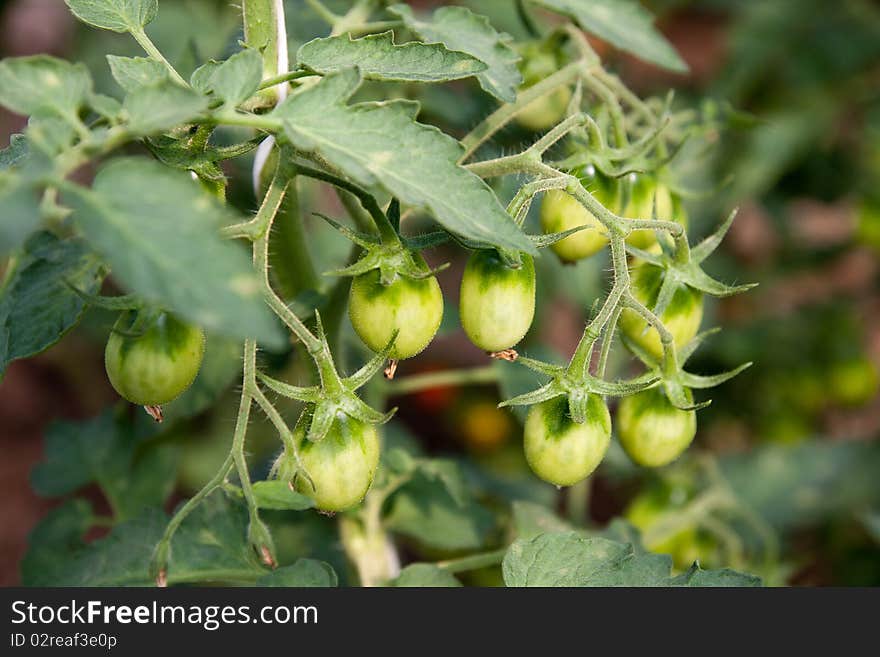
{"left": 64, "top": 0, "right": 158, "bottom": 33}
{"left": 0, "top": 55, "right": 93, "bottom": 117}
{"left": 192, "top": 49, "right": 263, "bottom": 107}
{"left": 66, "top": 157, "right": 286, "bottom": 348}
{"left": 527, "top": 0, "right": 687, "bottom": 73}
{"left": 0, "top": 174, "right": 41, "bottom": 255}
{"left": 274, "top": 69, "right": 535, "bottom": 255}
{"left": 22, "top": 493, "right": 267, "bottom": 586}
{"left": 30, "top": 410, "right": 176, "bottom": 521}
{"left": 503, "top": 532, "right": 760, "bottom": 586}
{"left": 389, "top": 4, "right": 522, "bottom": 102}
{"left": 297, "top": 31, "right": 487, "bottom": 83}
{"left": 391, "top": 564, "right": 462, "bottom": 587}
{"left": 384, "top": 458, "right": 494, "bottom": 550}
{"left": 107, "top": 54, "right": 168, "bottom": 92}
{"left": 250, "top": 481, "right": 316, "bottom": 511}
{"left": 0, "top": 134, "right": 29, "bottom": 170}
{"left": 0, "top": 232, "right": 104, "bottom": 374}
{"left": 122, "top": 80, "right": 209, "bottom": 135}
{"left": 257, "top": 559, "right": 337, "bottom": 587}
{"left": 20, "top": 500, "right": 95, "bottom": 586}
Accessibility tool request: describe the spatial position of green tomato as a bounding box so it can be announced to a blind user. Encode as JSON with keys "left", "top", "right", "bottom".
{"left": 829, "top": 357, "right": 880, "bottom": 407}
{"left": 625, "top": 489, "right": 703, "bottom": 564}
{"left": 516, "top": 45, "right": 572, "bottom": 132}
{"left": 459, "top": 250, "right": 536, "bottom": 352}
{"left": 104, "top": 311, "right": 205, "bottom": 406}
{"left": 623, "top": 175, "right": 686, "bottom": 251}
{"left": 516, "top": 86, "right": 572, "bottom": 132}
{"left": 540, "top": 167, "right": 619, "bottom": 263}
{"left": 292, "top": 412, "right": 380, "bottom": 512}
{"left": 523, "top": 394, "right": 611, "bottom": 486}
{"left": 617, "top": 387, "right": 696, "bottom": 467}
{"left": 619, "top": 262, "right": 703, "bottom": 361}
{"left": 348, "top": 259, "right": 444, "bottom": 360}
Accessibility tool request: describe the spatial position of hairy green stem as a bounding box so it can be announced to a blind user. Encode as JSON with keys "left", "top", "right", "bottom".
{"left": 459, "top": 61, "right": 586, "bottom": 162}
{"left": 130, "top": 28, "right": 187, "bottom": 86}
{"left": 435, "top": 548, "right": 507, "bottom": 574}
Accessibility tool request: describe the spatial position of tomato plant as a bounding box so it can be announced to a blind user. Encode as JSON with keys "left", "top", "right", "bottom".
{"left": 3, "top": 0, "right": 812, "bottom": 590}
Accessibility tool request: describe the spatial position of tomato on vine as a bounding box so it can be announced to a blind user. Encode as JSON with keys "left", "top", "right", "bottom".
{"left": 515, "top": 40, "right": 572, "bottom": 132}
{"left": 619, "top": 262, "right": 704, "bottom": 361}
{"left": 616, "top": 386, "right": 697, "bottom": 467}
{"left": 104, "top": 311, "right": 205, "bottom": 408}
{"left": 459, "top": 249, "right": 535, "bottom": 353}
{"left": 540, "top": 166, "right": 620, "bottom": 263}
{"left": 623, "top": 174, "right": 687, "bottom": 251}
{"left": 287, "top": 411, "right": 381, "bottom": 512}
{"left": 349, "top": 255, "right": 444, "bottom": 360}
{"left": 523, "top": 394, "right": 611, "bottom": 486}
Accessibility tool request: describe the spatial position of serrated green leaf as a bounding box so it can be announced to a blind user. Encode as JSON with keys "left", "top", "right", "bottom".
{"left": 274, "top": 69, "right": 534, "bottom": 254}
{"left": 391, "top": 563, "right": 462, "bottom": 587}
{"left": 0, "top": 174, "right": 41, "bottom": 255}
{"left": 511, "top": 501, "right": 575, "bottom": 540}
{"left": 669, "top": 564, "right": 761, "bottom": 587}
{"left": 385, "top": 459, "right": 494, "bottom": 550}
{"left": 89, "top": 93, "right": 122, "bottom": 119}
{"left": 123, "top": 80, "right": 209, "bottom": 135}
{"left": 30, "top": 409, "right": 174, "bottom": 520}
{"left": 190, "top": 61, "right": 221, "bottom": 93}
{"left": 194, "top": 49, "right": 263, "bottom": 107}
{"left": 0, "top": 134, "right": 29, "bottom": 170}
{"left": 107, "top": 54, "right": 168, "bottom": 92}
{"left": 503, "top": 533, "right": 672, "bottom": 586}
{"left": 22, "top": 493, "right": 266, "bottom": 586}
{"left": 65, "top": 0, "right": 158, "bottom": 33}
{"left": 165, "top": 493, "right": 268, "bottom": 584}
{"left": 503, "top": 532, "right": 760, "bottom": 586}
{"left": 297, "top": 31, "right": 487, "bottom": 83}
{"left": 389, "top": 4, "right": 521, "bottom": 102}
{"left": 66, "top": 157, "right": 286, "bottom": 348}
{"left": 0, "top": 55, "right": 93, "bottom": 117}
{"left": 251, "top": 481, "right": 315, "bottom": 511}
{"left": 528, "top": 0, "right": 687, "bottom": 73}
{"left": 26, "top": 111, "right": 78, "bottom": 158}
{"left": 0, "top": 231, "right": 104, "bottom": 373}
{"left": 257, "top": 559, "right": 337, "bottom": 587}
{"left": 21, "top": 499, "right": 95, "bottom": 586}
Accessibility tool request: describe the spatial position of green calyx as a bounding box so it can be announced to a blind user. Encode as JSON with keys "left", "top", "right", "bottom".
{"left": 315, "top": 199, "right": 449, "bottom": 285}
{"left": 256, "top": 313, "right": 396, "bottom": 442}
{"left": 498, "top": 352, "right": 658, "bottom": 424}
{"left": 623, "top": 326, "right": 753, "bottom": 411}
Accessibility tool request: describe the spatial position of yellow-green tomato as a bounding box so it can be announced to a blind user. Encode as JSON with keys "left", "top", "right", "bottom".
{"left": 104, "top": 311, "right": 205, "bottom": 406}
{"left": 516, "top": 87, "right": 572, "bottom": 132}
{"left": 349, "top": 260, "right": 443, "bottom": 360}
{"left": 619, "top": 262, "right": 704, "bottom": 361}
{"left": 617, "top": 387, "right": 697, "bottom": 467}
{"left": 460, "top": 250, "right": 535, "bottom": 352}
{"left": 523, "top": 394, "right": 611, "bottom": 486}
{"left": 540, "top": 168, "right": 619, "bottom": 263}
{"left": 293, "top": 413, "right": 380, "bottom": 512}
{"left": 623, "top": 175, "right": 686, "bottom": 251}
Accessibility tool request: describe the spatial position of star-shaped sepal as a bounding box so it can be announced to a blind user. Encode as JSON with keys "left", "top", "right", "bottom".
{"left": 257, "top": 315, "right": 398, "bottom": 443}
